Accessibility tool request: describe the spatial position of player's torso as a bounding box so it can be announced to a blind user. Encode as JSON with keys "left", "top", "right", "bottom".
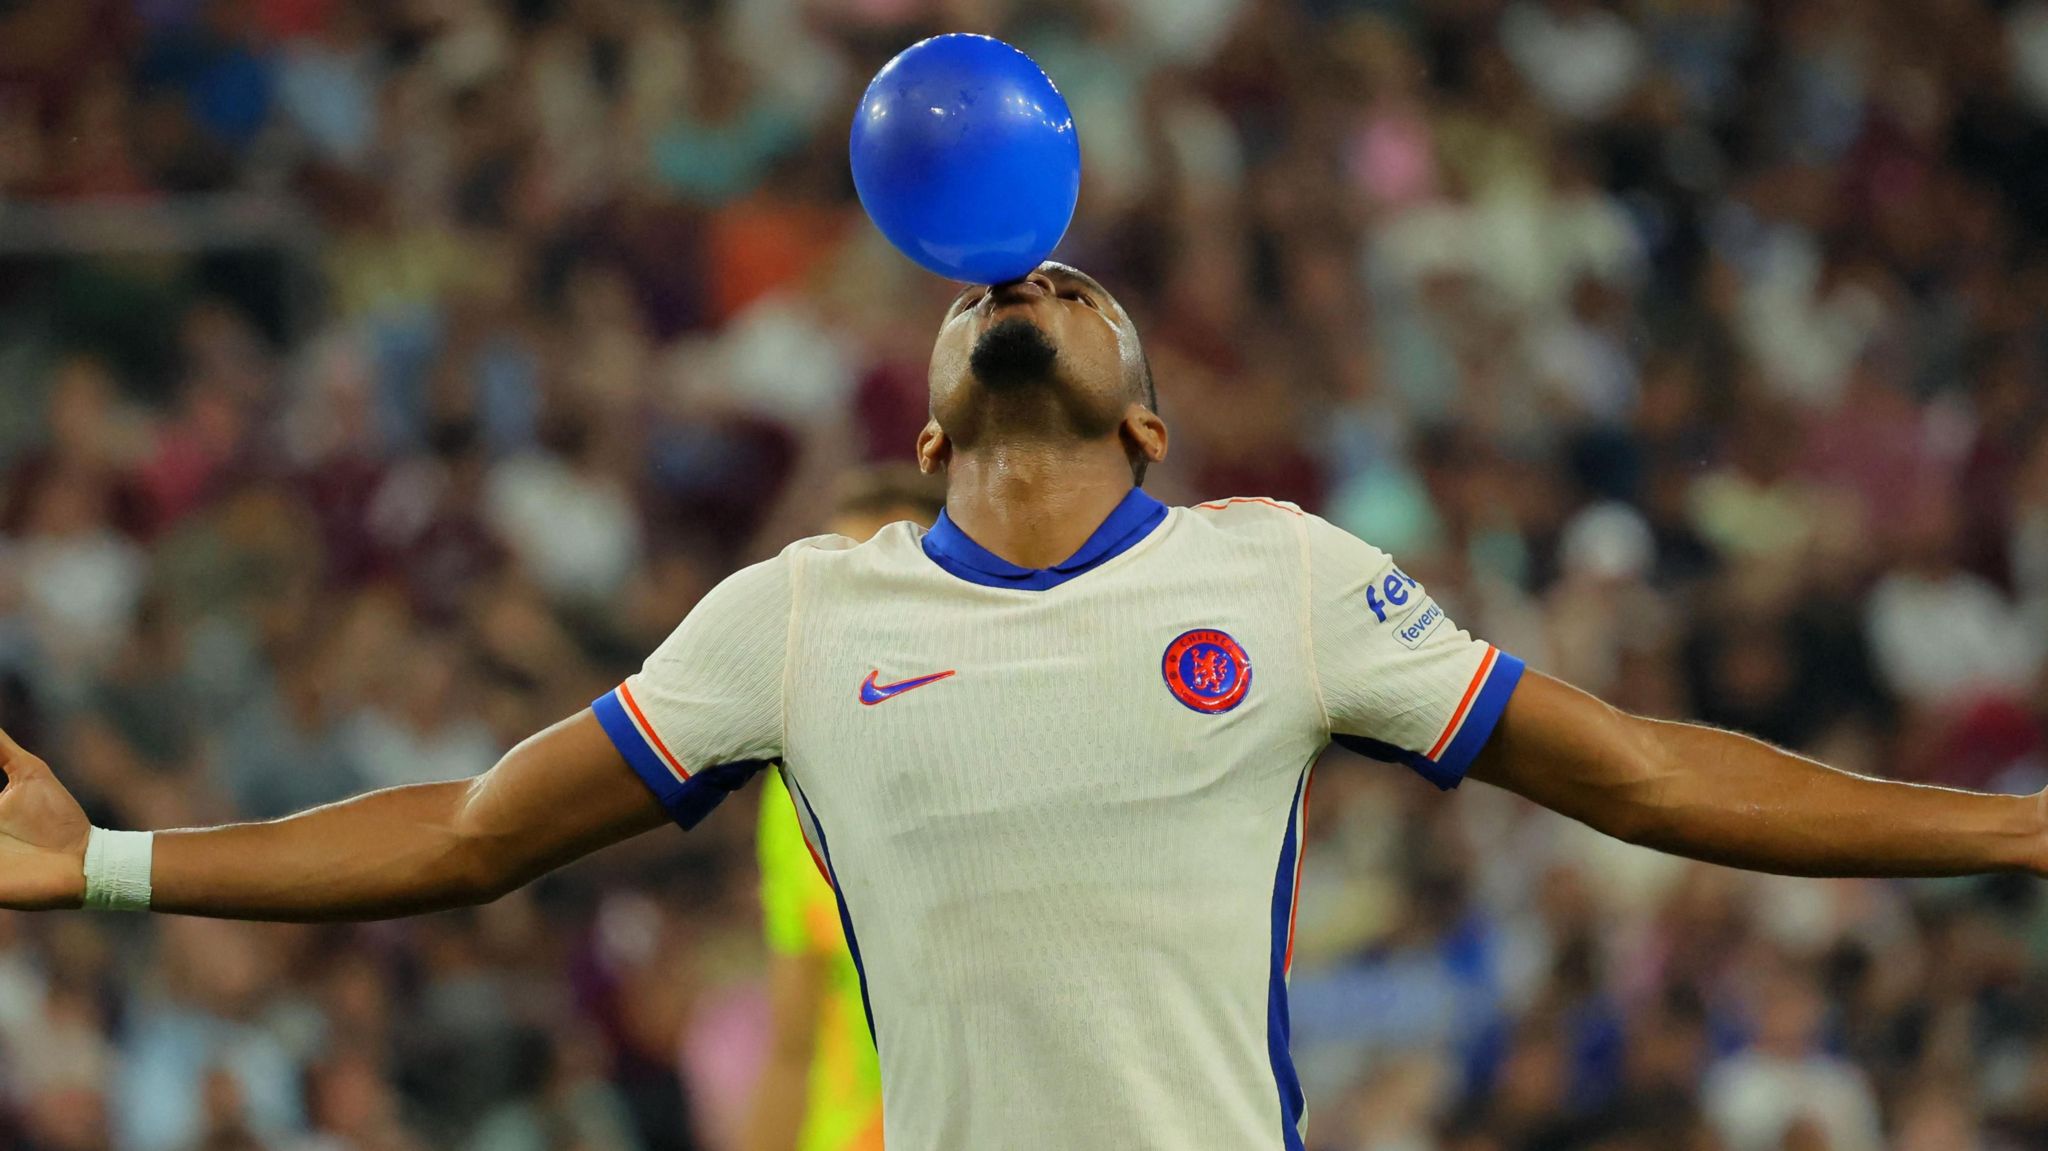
{"left": 780, "top": 505, "right": 1326, "bottom": 1151}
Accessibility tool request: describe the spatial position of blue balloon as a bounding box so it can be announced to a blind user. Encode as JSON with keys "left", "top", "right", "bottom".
{"left": 850, "top": 34, "right": 1080, "bottom": 284}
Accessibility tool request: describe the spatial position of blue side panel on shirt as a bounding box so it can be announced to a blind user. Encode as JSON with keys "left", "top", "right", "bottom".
{"left": 1331, "top": 652, "right": 1527, "bottom": 790}
{"left": 787, "top": 772, "right": 879, "bottom": 1048}
{"left": 1267, "top": 768, "right": 1309, "bottom": 1151}
{"left": 589, "top": 690, "right": 768, "bottom": 830}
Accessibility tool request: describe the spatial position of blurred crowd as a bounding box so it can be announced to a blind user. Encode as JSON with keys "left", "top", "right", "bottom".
{"left": 1, "top": 0, "right": 2046, "bottom": 1149}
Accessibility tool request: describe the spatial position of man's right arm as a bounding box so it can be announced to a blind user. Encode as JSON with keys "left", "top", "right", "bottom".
{"left": 0, "top": 711, "right": 670, "bottom": 920}
{"left": 2, "top": 549, "right": 795, "bottom": 920}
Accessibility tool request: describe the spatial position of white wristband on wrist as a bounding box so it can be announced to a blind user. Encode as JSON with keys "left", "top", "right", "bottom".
{"left": 82, "top": 828, "right": 154, "bottom": 912}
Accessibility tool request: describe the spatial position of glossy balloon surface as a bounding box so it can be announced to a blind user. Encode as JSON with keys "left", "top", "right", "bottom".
{"left": 850, "top": 34, "right": 1080, "bottom": 284}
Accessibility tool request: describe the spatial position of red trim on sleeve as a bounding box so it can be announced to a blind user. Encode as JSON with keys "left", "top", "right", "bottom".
{"left": 1426, "top": 646, "right": 1498, "bottom": 761}
{"left": 619, "top": 682, "right": 692, "bottom": 781}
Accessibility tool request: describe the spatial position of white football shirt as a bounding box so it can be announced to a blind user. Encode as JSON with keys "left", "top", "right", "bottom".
{"left": 592, "top": 489, "right": 1524, "bottom": 1151}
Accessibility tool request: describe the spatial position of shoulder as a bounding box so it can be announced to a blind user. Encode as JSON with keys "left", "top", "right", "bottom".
{"left": 723, "top": 532, "right": 861, "bottom": 594}
{"left": 1183, "top": 495, "right": 1307, "bottom": 522}
{"left": 778, "top": 532, "right": 863, "bottom": 561}
{"left": 1180, "top": 496, "right": 1387, "bottom": 559}
{"left": 1182, "top": 499, "right": 1403, "bottom": 581}
{"left": 779, "top": 522, "right": 930, "bottom": 578}
{"left": 1179, "top": 495, "right": 1310, "bottom": 542}
{"left": 676, "top": 541, "right": 837, "bottom": 628}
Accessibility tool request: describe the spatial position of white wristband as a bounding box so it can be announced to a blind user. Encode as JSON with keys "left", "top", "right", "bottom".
{"left": 82, "top": 828, "right": 154, "bottom": 912}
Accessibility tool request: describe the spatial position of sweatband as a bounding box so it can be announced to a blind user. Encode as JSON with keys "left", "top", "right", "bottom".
{"left": 82, "top": 828, "right": 154, "bottom": 912}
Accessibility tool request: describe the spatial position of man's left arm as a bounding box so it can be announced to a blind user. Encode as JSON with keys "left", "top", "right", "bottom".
{"left": 1467, "top": 671, "right": 2048, "bottom": 878}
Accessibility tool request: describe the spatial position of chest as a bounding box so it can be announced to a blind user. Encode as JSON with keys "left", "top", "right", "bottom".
{"left": 782, "top": 551, "right": 1324, "bottom": 837}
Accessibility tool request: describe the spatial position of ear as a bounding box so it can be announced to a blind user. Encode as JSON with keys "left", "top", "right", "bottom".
{"left": 1120, "top": 406, "right": 1168, "bottom": 468}
{"left": 915, "top": 420, "right": 950, "bottom": 475}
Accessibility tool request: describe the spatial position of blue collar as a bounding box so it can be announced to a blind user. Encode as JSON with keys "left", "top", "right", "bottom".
{"left": 921, "top": 488, "right": 1169, "bottom": 591}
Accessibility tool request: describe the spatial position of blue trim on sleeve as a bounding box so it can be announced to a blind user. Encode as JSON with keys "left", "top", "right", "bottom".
{"left": 1434, "top": 652, "right": 1525, "bottom": 781}
{"left": 1330, "top": 651, "right": 1527, "bottom": 791}
{"left": 1266, "top": 768, "right": 1309, "bottom": 1151}
{"left": 921, "top": 487, "right": 1167, "bottom": 591}
{"left": 593, "top": 689, "right": 681, "bottom": 804}
{"left": 591, "top": 690, "right": 768, "bottom": 830}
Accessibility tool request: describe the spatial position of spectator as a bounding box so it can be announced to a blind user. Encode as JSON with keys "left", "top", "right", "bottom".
{"left": 0, "top": 3, "right": 2042, "bottom": 1149}
{"left": 1500, "top": 0, "right": 1647, "bottom": 123}
{"left": 1865, "top": 490, "right": 2043, "bottom": 711}
{"left": 1702, "top": 963, "right": 1884, "bottom": 1151}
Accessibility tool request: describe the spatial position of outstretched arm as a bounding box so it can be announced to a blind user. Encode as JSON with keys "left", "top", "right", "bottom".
{"left": 0, "top": 711, "right": 669, "bottom": 919}
{"left": 1467, "top": 672, "right": 2048, "bottom": 878}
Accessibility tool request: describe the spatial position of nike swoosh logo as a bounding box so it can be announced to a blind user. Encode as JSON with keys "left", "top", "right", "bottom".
{"left": 860, "top": 669, "right": 956, "bottom": 705}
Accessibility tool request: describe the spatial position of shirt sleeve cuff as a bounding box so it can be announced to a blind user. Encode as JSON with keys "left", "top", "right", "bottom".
{"left": 594, "top": 685, "right": 686, "bottom": 800}
{"left": 593, "top": 687, "right": 770, "bottom": 829}
{"left": 1331, "top": 650, "right": 1526, "bottom": 790}
{"left": 1428, "top": 649, "right": 1525, "bottom": 785}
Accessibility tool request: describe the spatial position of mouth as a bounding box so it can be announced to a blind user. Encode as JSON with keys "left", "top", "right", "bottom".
{"left": 978, "top": 277, "right": 1051, "bottom": 323}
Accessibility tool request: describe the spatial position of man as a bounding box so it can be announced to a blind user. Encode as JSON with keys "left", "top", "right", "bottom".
{"left": 2, "top": 264, "right": 2043, "bottom": 1151}
{"left": 744, "top": 466, "right": 943, "bottom": 1151}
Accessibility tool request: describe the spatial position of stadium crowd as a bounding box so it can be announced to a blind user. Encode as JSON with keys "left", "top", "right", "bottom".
{"left": 2, "top": 0, "right": 2047, "bottom": 1148}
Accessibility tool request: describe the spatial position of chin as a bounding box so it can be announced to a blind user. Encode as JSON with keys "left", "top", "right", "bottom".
{"left": 969, "top": 316, "right": 1061, "bottom": 391}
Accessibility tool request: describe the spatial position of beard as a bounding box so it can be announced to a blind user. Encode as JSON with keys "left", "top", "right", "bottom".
{"left": 941, "top": 315, "right": 1126, "bottom": 449}
{"left": 968, "top": 316, "right": 1061, "bottom": 392}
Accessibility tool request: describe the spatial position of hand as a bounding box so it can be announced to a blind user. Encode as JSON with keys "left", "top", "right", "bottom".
{"left": 0, "top": 726, "right": 91, "bottom": 910}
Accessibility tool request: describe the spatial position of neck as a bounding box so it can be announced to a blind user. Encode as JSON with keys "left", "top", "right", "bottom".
{"left": 942, "top": 443, "right": 1136, "bottom": 569}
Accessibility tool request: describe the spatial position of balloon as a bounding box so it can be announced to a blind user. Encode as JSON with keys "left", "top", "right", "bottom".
{"left": 850, "top": 34, "right": 1081, "bottom": 284}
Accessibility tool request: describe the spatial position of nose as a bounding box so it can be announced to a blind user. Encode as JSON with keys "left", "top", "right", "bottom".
{"left": 987, "top": 269, "right": 1055, "bottom": 304}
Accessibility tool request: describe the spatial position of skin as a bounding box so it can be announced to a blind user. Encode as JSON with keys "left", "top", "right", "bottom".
{"left": 919, "top": 264, "right": 1168, "bottom": 569}
{"left": 2, "top": 259, "right": 2045, "bottom": 926}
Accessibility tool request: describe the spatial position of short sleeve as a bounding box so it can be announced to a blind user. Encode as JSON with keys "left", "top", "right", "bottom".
{"left": 758, "top": 770, "right": 845, "bottom": 957}
{"left": 593, "top": 554, "right": 788, "bottom": 828}
{"left": 1306, "top": 514, "right": 1525, "bottom": 789}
